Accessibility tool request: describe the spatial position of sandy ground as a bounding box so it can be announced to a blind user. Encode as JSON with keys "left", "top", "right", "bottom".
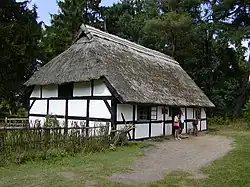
{"left": 109, "top": 134, "right": 232, "bottom": 184}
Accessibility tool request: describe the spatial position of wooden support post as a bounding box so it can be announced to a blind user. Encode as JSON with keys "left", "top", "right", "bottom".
{"left": 65, "top": 98, "right": 69, "bottom": 134}
{"left": 185, "top": 107, "right": 187, "bottom": 133}
{"left": 132, "top": 105, "right": 136, "bottom": 140}
{"left": 111, "top": 98, "right": 117, "bottom": 130}
{"left": 40, "top": 86, "right": 42, "bottom": 98}
{"left": 163, "top": 105, "right": 166, "bottom": 136}
{"left": 149, "top": 107, "right": 152, "bottom": 138}
{"left": 91, "top": 80, "right": 94, "bottom": 96}
{"left": 86, "top": 98, "right": 90, "bottom": 137}
{"left": 46, "top": 99, "right": 49, "bottom": 115}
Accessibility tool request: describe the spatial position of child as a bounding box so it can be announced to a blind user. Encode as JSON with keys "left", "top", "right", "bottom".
{"left": 173, "top": 114, "right": 181, "bottom": 140}
{"left": 192, "top": 117, "right": 199, "bottom": 136}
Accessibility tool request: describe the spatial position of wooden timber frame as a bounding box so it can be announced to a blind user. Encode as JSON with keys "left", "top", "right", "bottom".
{"left": 27, "top": 80, "right": 208, "bottom": 140}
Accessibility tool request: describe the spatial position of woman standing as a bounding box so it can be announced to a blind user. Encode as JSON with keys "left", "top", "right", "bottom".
{"left": 179, "top": 111, "right": 185, "bottom": 137}
{"left": 173, "top": 113, "right": 181, "bottom": 140}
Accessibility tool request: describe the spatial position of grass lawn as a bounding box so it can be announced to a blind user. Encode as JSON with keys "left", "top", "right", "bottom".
{"left": 1, "top": 126, "right": 250, "bottom": 187}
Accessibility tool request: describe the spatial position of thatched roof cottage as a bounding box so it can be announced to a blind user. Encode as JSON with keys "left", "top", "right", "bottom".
{"left": 25, "top": 24, "right": 214, "bottom": 139}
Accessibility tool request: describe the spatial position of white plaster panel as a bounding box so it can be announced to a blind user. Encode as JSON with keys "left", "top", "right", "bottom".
{"left": 135, "top": 124, "right": 149, "bottom": 139}
{"left": 117, "top": 104, "right": 133, "bottom": 121}
{"left": 89, "top": 100, "right": 111, "bottom": 118}
{"left": 201, "top": 108, "right": 206, "bottom": 118}
{"left": 187, "top": 108, "right": 193, "bottom": 119}
{"left": 30, "top": 100, "right": 47, "bottom": 115}
{"left": 30, "top": 86, "right": 40, "bottom": 97}
{"left": 201, "top": 120, "right": 207, "bottom": 131}
{"left": 165, "top": 123, "right": 172, "bottom": 135}
{"left": 73, "top": 82, "right": 91, "bottom": 96}
{"left": 49, "top": 100, "right": 66, "bottom": 116}
{"left": 42, "top": 85, "right": 58, "bottom": 98}
{"left": 187, "top": 122, "right": 193, "bottom": 130}
{"left": 157, "top": 106, "right": 163, "bottom": 121}
{"left": 151, "top": 123, "right": 163, "bottom": 137}
{"left": 93, "top": 80, "right": 111, "bottom": 96}
{"left": 68, "top": 100, "right": 87, "bottom": 117}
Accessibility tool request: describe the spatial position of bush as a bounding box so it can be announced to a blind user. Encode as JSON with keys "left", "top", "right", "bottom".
{"left": 208, "top": 116, "right": 232, "bottom": 126}
{"left": 243, "top": 99, "right": 250, "bottom": 123}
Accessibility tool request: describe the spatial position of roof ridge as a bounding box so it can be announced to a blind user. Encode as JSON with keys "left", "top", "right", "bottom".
{"left": 84, "top": 25, "right": 179, "bottom": 65}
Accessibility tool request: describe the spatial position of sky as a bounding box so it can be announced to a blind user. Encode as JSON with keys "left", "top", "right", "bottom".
{"left": 18, "top": 0, "right": 119, "bottom": 25}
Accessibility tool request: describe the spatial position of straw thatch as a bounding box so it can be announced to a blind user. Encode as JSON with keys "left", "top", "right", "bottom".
{"left": 25, "top": 25, "right": 214, "bottom": 107}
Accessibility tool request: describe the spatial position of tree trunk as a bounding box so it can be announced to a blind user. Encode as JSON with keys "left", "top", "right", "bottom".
{"left": 233, "top": 72, "right": 250, "bottom": 117}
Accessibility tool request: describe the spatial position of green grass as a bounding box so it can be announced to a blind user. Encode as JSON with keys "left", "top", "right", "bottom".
{"left": 1, "top": 126, "right": 250, "bottom": 187}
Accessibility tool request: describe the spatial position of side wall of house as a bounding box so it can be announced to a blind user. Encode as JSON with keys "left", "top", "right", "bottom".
{"left": 117, "top": 105, "right": 207, "bottom": 140}
{"left": 29, "top": 80, "right": 112, "bottom": 135}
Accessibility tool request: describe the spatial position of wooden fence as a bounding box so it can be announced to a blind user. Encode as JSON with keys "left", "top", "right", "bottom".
{"left": 0, "top": 125, "right": 111, "bottom": 165}
{"left": 0, "top": 117, "right": 28, "bottom": 127}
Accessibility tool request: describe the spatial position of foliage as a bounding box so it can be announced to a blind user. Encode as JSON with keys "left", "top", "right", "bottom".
{"left": 1, "top": 128, "right": 250, "bottom": 186}
{"left": 243, "top": 99, "right": 250, "bottom": 122}
{"left": 0, "top": 1, "right": 42, "bottom": 115}
{"left": 0, "top": 121, "right": 110, "bottom": 166}
{"left": 1, "top": 0, "right": 250, "bottom": 118}
{"left": 41, "top": 0, "right": 103, "bottom": 62}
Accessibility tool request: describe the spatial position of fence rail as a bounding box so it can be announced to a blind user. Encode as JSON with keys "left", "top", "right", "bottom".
{"left": 0, "top": 117, "right": 28, "bottom": 127}
{"left": 0, "top": 124, "right": 110, "bottom": 166}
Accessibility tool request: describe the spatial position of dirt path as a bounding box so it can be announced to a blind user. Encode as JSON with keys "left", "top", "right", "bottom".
{"left": 109, "top": 134, "right": 232, "bottom": 184}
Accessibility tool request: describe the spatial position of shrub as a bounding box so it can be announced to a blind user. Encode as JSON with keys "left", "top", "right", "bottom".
{"left": 243, "top": 99, "right": 250, "bottom": 123}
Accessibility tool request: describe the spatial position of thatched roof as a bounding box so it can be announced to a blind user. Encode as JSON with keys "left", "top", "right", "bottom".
{"left": 25, "top": 25, "right": 214, "bottom": 107}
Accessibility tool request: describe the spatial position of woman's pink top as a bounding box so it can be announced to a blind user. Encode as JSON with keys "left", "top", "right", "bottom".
{"left": 174, "top": 116, "right": 179, "bottom": 126}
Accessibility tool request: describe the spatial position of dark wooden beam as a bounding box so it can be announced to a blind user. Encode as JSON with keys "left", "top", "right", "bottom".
{"left": 40, "top": 86, "right": 42, "bottom": 98}
{"left": 185, "top": 107, "right": 187, "bottom": 133}
{"left": 46, "top": 99, "right": 49, "bottom": 115}
{"left": 91, "top": 80, "right": 94, "bottom": 96}
{"left": 29, "top": 113, "right": 112, "bottom": 122}
{"left": 102, "top": 77, "right": 124, "bottom": 103}
{"left": 163, "top": 105, "right": 166, "bottom": 136}
{"left": 65, "top": 98, "right": 69, "bottom": 134}
{"left": 132, "top": 105, "right": 136, "bottom": 139}
{"left": 30, "top": 96, "right": 113, "bottom": 100}
{"left": 111, "top": 98, "right": 117, "bottom": 132}
{"left": 103, "top": 100, "right": 112, "bottom": 114}
{"left": 86, "top": 99, "right": 90, "bottom": 137}
{"left": 28, "top": 99, "right": 36, "bottom": 112}
{"left": 121, "top": 112, "right": 126, "bottom": 123}
{"left": 149, "top": 107, "right": 152, "bottom": 138}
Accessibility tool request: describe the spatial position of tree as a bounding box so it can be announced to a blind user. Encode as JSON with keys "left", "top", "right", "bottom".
{"left": 41, "top": 0, "right": 102, "bottom": 63}
{"left": 0, "top": 0, "right": 42, "bottom": 115}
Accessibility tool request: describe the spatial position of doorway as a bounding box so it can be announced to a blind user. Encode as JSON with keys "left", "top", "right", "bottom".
{"left": 171, "top": 106, "right": 181, "bottom": 135}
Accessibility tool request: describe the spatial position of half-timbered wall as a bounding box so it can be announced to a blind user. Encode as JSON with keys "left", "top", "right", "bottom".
{"left": 117, "top": 105, "right": 208, "bottom": 140}
{"left": 28, "top": 79, "right": 208, "bottom": 140}
{"left": 29, "top": 80, "right": 112, "bottom": 131}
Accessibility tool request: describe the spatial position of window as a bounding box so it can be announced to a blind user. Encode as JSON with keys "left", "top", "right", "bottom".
{"left": 137, "top": 106, "right": 158, "bottom": 121}
{"left": 58, "top": 83, "right": 73, "bottom": 98}
{"left": 195, "top": 108, "right": 201, "bottom": 119}
{"left": 151, "top": 107, "right": 157, "bottom": 120}
{"left": 137, "top": 105, "right": 150, "bottom": 120}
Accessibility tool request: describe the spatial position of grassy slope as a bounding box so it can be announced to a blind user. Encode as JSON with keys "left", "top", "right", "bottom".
{"left": 1, "top": 127, "right": 250, "bottom": 187}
